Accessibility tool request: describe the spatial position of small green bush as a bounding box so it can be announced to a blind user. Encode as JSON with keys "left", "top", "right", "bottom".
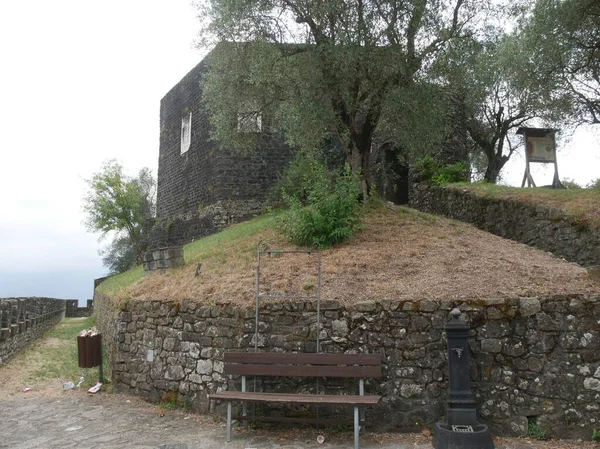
{"left": 562, "top": 178, "right": 582, "bottom": 190}
{"left": 271, "top": 150, "right": 317, "bottom": 203}
{"left": 278, "top": 161, "right": 362, "bottom": 248}
{"left": 528, "top": 418, "right": 547, "bottom": 441}
{"left": 413, "top": 155, "right": 470, "bottom": 185}
{"left": 587, "top": 178, "right": 600, "bottom": 190}
{"left": 592, "top": 429, "right": 600, "bottom": 441}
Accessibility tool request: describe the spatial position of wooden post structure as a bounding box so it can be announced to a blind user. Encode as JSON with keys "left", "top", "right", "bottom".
{"left": 517, "top": 127, "right": 561, "bottom": 188}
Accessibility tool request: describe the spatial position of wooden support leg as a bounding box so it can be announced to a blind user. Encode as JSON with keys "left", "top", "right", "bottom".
{"left": 227, "top": 402, "right": 232, "bottom": 442}
{"left": 354, "top": 406, "right": 359, "bottom": 449}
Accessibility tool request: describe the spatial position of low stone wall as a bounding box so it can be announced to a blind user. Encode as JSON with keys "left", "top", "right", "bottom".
{"left": 143, "top": 247, "right": 185, "bottom": 273}
{"left": 65, "top": 299, "right": 93, "bottom": 317}
{"left": 144, "top": 199, "right": 265, "bottom": 250}
{"left": 410, "top": 184, "right": 600, "bottom": 267}
{"left": 93, "top": 294, "right": 122, "bottom": 380}
{"left": 0, "top": 297, "right": 65, "bottom": 365}
{"left": 95, "top": 294, "right": 600, "bottom": 438}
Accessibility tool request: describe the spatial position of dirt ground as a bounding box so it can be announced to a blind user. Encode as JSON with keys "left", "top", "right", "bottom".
{"left": 127, "top": 206, "right": 599, "bottom": 304}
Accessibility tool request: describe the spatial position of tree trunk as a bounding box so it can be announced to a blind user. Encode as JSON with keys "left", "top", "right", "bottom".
{"left": 484, "top": 154, "right": 509, "bottom": 184}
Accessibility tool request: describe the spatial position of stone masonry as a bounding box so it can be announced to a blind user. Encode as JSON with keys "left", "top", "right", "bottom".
{"left": 95, "top": 293, "right": 600, "bottom": 438}
{"left": 143, "top": 246, "right": 185, "bottom": 273}
{"left": 0, "top": 297, "right": 65, "bottom": 365}
{"left": 410, "top": 184, "right": 600, "bottom": 267}
{"left": 150, "top": 45, "right": 295, "bottom": 249}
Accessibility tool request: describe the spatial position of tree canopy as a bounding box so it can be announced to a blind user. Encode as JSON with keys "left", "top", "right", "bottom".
{"left": 198, "top": 0, "right": 599, "bottom": 186}
{"left": 82, "top": 160, "right": 156, "bottom": 273}
{"left": 524, "top": 0, "right": 600, "bottom": 125}
{"left": 199, "top": 0, "right": 487, "bottom": 194}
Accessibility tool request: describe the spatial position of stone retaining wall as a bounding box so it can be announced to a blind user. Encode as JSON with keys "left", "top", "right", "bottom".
{"left": 0, "top": 297, "right": 65, "bottom": 365}
{"left": 409, "top": 184, "right": 600, "bottom": 267}
{"left": 95, "top": 294, "right": 600, "bottom": 438}
{"left": 144, "top": 199, "right": 265, "bottom": 249}
{"left": 143, "top": 247, "right": 185, "bottom": 273}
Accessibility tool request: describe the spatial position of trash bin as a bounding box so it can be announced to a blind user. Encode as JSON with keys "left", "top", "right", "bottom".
{"left": 77, "top": 333, "right": 102, "bottom": 368}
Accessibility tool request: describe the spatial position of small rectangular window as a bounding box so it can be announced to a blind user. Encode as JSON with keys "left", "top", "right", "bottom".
{"left": 181, "top": 112, "right": 192, "bottom": 154}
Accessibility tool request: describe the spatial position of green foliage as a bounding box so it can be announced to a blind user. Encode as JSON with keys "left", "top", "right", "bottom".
{"left": 271, "top": 150, "right": 318, "bottom": 203}
{"left": 82, "top": 160, "right": 156, "bottom": 270}
{"left": 199, "top": 1, "right": 488, "bottom": 192}
{"left": 587, "top": 178, "right": 600, "bottom": 190}
{"left": 278, "top": 162, "right": 362, "bottom": 248}
{"left": 414, "top": 155, "right": 470, "bottom": 186}
{"left": 524, "top": 0, "right": 600, "bottom": 125}
{"left": 562, "top": 178, "right": 582, "bottom": 190}
{"left": 528, "top": 418, "right": 547, "bottom": 441}
{"left": 592, "top": 429, "right": 600, "bottom": 441}
{"left": 100, "top": 235, "right": 136, "bottom": 276}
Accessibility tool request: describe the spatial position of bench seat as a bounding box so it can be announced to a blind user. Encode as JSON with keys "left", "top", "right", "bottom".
{"left": 210, "top": 351, "right": 382, "bottom": 449}
{"left": 210, "top": 390, "right": 382, "bottom": 405}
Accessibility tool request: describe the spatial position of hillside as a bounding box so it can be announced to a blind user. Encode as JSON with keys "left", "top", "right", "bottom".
{"left": 97, "top": 205, "right": 599, "bottom": 305}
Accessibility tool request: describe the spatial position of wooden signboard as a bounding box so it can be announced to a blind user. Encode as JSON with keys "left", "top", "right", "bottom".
{"left": 517, "top": 127, "right": 561, "bottom": 188}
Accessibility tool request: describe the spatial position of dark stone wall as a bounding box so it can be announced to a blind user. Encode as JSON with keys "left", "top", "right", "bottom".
{"left": 145, "top": 199, "right": 264, "bottom": 249}
{"left": 94, "top": 294, "right": 600, "bottom": 438}
{"left": 156, "top": 51, "right": 294, "bottom": 235}
{"left": 410, "top": 184, "right": 600, "bottom": 267}
{"left": 143, "top": 246, "right": 184, "bottom": 272}
{"left": 0, "top": 297, "right": 65, "bottom": 365}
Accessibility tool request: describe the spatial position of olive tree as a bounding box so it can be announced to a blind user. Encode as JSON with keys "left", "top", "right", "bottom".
{"left": 198, "top": 0, "right": 487, "bottom": 196}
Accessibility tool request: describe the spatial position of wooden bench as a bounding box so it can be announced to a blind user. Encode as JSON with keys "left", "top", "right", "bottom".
{"left": 209, "top": 352, "right": 382, "bottom": 449}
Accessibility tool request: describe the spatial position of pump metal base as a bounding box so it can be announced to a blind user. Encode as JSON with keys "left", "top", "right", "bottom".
{"left": 433, "top": 422, "right": 494, "bottom": 449}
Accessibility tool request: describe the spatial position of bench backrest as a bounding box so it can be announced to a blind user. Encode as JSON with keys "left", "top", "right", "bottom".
{"left": 223, "top": 352, "right": 382, "bottom": 378}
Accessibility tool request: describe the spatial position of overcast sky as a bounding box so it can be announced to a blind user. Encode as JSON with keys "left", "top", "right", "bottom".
{"left": 0, "top": 1, "right": 598, "bottom": 303}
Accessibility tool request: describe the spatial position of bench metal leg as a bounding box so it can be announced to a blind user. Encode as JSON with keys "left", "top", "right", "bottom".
{"left": 359, "top": 378, "right": 366, "bottom": 433}
{"left": 242, "top": 376, "right": 248, "bottom": 429}
{"left": 354, "top": 405, "right": 359, "bottom": 449}
{"left": 227, "top": 402, "right": 232, "bottom": 442}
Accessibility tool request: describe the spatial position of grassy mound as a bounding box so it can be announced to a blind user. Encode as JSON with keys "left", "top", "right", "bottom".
{"left": 96, "top": 204, "right": 598, "bottom": 305}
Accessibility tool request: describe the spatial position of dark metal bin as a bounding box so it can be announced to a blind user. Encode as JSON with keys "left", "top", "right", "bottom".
{"left": 77, "top": 333, "right": 102, "bottom": 368}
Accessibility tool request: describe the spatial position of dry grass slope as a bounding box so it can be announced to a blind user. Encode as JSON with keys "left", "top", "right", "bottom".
{"left": 108, "top": 205, "right": 599, "bottom": 305}
{"left": 450, "top": 183, "right": 600, "bottom": 229}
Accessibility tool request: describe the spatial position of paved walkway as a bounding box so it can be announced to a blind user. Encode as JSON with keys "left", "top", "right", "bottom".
{"left": 0, "top": 392, "right": 593, "bottom": 449}
{"left": 0, "top": 393, "right": 429, "bottom": 449}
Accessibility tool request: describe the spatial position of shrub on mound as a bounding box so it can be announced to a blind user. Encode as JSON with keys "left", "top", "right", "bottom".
{"left": 278, "top": 161, "right": 362, "bottom": 248}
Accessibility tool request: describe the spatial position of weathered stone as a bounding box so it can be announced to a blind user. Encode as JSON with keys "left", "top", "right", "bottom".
{"left": 584, "top": 378, "right": 600, "bottom": 391}
{"left": 165, "top": 365, "right": 185, "bottom": 381}
{"left": 400, "top": 383, "right": 422, "bottom": 398}
{"left": 163, "top": 338, "right": 176, "bottom": 351}
{"left": 331, "top": 319, "right": 348, "bottom": 336}
{"left": 196, "top": 360, "right": 212, "bottom": 375}
{"left": 519, "top": 298, "right": 541, "bottom": 317}
{"left": 481, "top": 338, "right": 502, "bottom": 353}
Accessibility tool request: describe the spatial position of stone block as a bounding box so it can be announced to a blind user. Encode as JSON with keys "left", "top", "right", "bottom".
{"left": 519, "top": 298, "right": 541, "bottom": 317}
{"left": 481, "top": 338, "right": 502, "bottom": 353}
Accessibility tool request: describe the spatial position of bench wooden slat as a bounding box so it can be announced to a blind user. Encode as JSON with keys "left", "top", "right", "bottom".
{"left": 224, "top": 363, "right": 381, "bottom": 378}
{"left": 210, "top": 391, "right": 382, "bottom": 405}
{"left": 224, "top": 352, "right": 382, "bottom": 366}
{"left": 233, "top": 415, "right": 361, "bottom": 426}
